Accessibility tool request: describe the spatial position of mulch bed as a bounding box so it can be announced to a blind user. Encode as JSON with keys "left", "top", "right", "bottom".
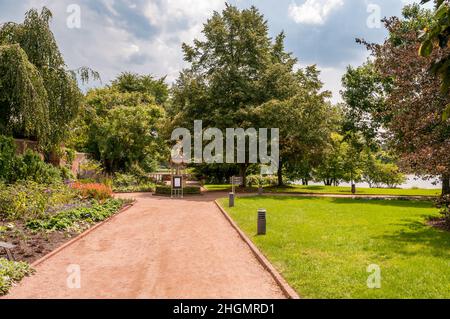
{"left": 0, "top": 220, "right": 80, "bottom": 264}
{"left": 428, "top": 217, "right": 450, "bottom": 232}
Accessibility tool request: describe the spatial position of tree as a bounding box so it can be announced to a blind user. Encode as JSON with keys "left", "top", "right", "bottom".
{"left": 80, "top": 78, "right": 167, "bottom": 173}
{"left": 419, "top": 0, "right": 450, "bottom": 119}
{"left": 0, "top": 7, "right": 98, "bottom": 156}
{"left": 362, "top": 4, "right": 450, "bottom": 195}
{"left": 315, "top": 132, "right": 347, "bottom": 186}
{"left": 171, "top": 4, "right": 330, "bottom": 186}
{"left": 341, "top": 61, "right": 392, "bottom": 142}
{"left": 111, "top": 72, "right": 168, "bottom": 106}
{"left": 255, "top": 66, "right": 333, "bottom": 186}
{"left": 361, "top": 148, "right": 406, "bottom": 188}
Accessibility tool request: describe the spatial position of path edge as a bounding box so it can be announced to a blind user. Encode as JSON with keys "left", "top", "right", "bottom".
{"left": 214, "top": 200, "right": 300, "bottom": 299}
{"left": 31, "top": 201, "right": 136, "bottom": 267}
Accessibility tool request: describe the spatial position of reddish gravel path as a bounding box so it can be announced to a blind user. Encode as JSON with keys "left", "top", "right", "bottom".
{"left": 5, "top": 193, "right": 285, "bottom": 299}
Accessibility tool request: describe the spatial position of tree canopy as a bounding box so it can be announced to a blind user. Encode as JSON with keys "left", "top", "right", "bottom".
{"left": 0, "top": 7, "right": 96, "bottom": 153}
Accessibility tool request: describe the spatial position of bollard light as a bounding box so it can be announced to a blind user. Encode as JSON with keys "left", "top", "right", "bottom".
{"left": 229, "top": 192, "right": 235, "bottom": 207}
{"left": 257, "top": 209, "right": 266, "bottom": 235}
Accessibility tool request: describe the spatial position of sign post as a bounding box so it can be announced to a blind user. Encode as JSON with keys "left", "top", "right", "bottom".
{"left": 171, "top": 175, "right": 183, "bottom": 198}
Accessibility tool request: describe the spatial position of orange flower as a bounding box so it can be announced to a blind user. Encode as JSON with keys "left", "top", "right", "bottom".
{"left": 71, "top": 182, "right": 113, "bottom": 201}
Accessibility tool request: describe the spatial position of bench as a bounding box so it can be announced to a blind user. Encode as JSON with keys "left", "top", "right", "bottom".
{"left": 0, "top": 241, "right": 16, "bottom": 261}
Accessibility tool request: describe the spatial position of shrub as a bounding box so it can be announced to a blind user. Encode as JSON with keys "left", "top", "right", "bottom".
{"left": 0, "top": 258, "right": 34, "bottom": 296}
{"left": 0, "top": 182, "right": 77, "bottom": 221}
{"left": 112, "top": 172, "right": 154, "bottom": 193}
{"left": 26, "top": 199, "right": 125, "bottom": 232}
{"left": 78, "top": 159, "right": 104, "bottom": 180}
{"left": 71, "top": 182, "right": 112, "bottom": 201}
{"left": 0, "top": 136, "right": 63, "bottom": 184}
{"left": 0, "top": 135, "right": 16, "bottom": 183}
{"left": 246, "top": 175, "right": 278, "bottom": 187}
{"left": 15, "top": 150, "right": 62, "bottom": 184}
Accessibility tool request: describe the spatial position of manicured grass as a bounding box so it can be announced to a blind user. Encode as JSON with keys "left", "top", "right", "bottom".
{"left": 219, "top": 196, "right": 450, "bottom": 299}
{"left": 206, "top": 184, "right": 441, "bottom": 197}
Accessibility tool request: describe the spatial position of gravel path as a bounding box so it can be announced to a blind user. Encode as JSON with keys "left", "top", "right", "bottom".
{"left": 5, "top": 193, "right": 285, "bottom": 299}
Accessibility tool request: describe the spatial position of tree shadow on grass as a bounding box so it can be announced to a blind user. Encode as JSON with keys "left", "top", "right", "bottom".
{"left": 328, "top": 197, "right": 435, "bottom": 209}
{"left": 241, "top": 195, "right": 435, "bottom": 209}
{"left": 372, "top": 219, "right": 450, "bottom": 259}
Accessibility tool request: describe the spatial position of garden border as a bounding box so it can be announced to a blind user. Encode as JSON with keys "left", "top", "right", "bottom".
{"left": 214, "top": 200, "right": 300, "bottom": 299}
{"left": 31, "top": 201, "right": 136, "bottom": 267}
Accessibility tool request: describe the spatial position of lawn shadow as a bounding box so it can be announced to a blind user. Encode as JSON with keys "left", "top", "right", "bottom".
{"left": 372, "top": 218, "right": 450, "bottom": 259}
{"left": 241, "top": 195, "right": 435, "bottom": 209}
{"left": 328, "top": 197, "right": 435, "bottom": 209}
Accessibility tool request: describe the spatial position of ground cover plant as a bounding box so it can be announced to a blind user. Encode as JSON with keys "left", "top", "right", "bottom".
{"left": 0, "top": 258, "right": 34, "bottom": 296}
{"left": 220, "top": 196, "right": 450, "bottom": 298}
{"left": 0, "top": 181, "right": 130, "bottom": 265}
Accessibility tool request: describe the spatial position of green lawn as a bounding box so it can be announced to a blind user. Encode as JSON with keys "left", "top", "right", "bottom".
{"left": 219, "top": 196, "right": 450, "bottom": 299}
{"left": 206, "top": 184, "right": 441, "bottom": 197}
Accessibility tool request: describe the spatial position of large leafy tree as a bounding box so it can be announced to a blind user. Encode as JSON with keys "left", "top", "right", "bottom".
{"left": 0, "top": 7, "right": 97, "bottom": 156}
{"left": 363, "top": 5, "right": 450, "bottom": 195}
{"left": 255, "top": 66, "right": 333, "bottom": 186}
{"left": 419, "top": 0, "right": 450, "bottom": 118}
{"left": 341, "top": 61, "right": 392, "bottom": 143}
{"left": 171, "top": 4, "right": 330, "bottom": 186}
{"left": 80, "top": 78, "right": 167, "bottom": 173}
{"left": 111, "top": 72, "right": 169, "bottom": 106}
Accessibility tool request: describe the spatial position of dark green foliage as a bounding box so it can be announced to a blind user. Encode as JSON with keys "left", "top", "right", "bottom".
{"left": 111, "top": 72, "right": 168, "bottom": 105}
{"left": 0, "top": 135, "right": 62, "bottom": 184}
{"left": 0, "top": 7, "right": 93, "bottom": 149}
{"left": 26, "top": 199, "right": 124, "bottom": 232}
{"left": 0, "top": 258, "right": 34, "bottom": 296}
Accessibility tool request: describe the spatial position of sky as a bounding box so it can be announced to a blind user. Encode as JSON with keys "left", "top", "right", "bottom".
{"left": 0, "top": 0, "right": 428, "bottom": 103}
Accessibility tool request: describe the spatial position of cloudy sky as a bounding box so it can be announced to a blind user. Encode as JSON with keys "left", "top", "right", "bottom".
{"left": 0, "top": 0, "right": 426, "bottom": 102}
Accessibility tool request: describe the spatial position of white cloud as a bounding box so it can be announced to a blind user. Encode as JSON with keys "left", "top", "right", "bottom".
{"left": 288, "top": 0, "right": 344, "bottom": 25}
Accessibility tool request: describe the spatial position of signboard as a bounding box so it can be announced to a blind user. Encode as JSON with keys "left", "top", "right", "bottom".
{"left": 172, "top": 176, "right": 183, "bottom": 189}
{"left": 231, "top": 176, "right": 243, "bottom": 186}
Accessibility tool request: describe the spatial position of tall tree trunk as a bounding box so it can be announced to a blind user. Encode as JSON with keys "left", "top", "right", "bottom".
{"left": 277, "top": 160, "right": 284, "bottom": 187}
{"left": 442, "top": 174, "right": 450, "bottom": 195}
{"left": 239, "top": 164, "right": 248, "bottom": 188}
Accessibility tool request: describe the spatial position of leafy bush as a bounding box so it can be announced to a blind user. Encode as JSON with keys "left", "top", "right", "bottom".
{"left": 26, "top": 199, "right": 125, "bottom": 232}
{"left": 78, "top": 159, "right": 104, "bottom": 180}
{"left": 112, "top": 172, "right": 154, "bottom": 193}
{"left": 0, "top": 182, "right": 77, "bottom": 220}
{"left": 247, "top": 175, "right": 278, "bottom": 187}
{"left": 0, "top": 258, "right": 34, "bottom": 296}
{"left": 155, "top": 186, "right": 201, "bottom": 195}
{"left": 0, "top": 135, "right": 16, "bottom": 183}
{"left": 0, "top": 136, "right": 62, "bottom": 184}
{"left": 71, "top": 182, "right": 112, "bottom": 201}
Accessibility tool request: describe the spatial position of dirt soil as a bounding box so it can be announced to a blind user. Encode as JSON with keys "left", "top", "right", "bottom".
{"left": 4, "top": 193, "right": 285, "bottom": 299}
{"left": 0, "top": 220, "right": 81, "bottom": 264}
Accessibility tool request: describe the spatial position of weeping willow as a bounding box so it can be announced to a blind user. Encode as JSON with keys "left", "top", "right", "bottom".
{"left": 0, "top": 7, "right": 97, "bottom": 150}
{"left": 0, "top": 44, "right": 49, "bottom": 142}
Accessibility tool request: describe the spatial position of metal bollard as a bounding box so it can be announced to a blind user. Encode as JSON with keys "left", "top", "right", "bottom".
{"left": 229, "top": 192, "right": 235, "bottom": 207}
{"left": 257, "top": 209, "right": 266, "bottom": 235}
